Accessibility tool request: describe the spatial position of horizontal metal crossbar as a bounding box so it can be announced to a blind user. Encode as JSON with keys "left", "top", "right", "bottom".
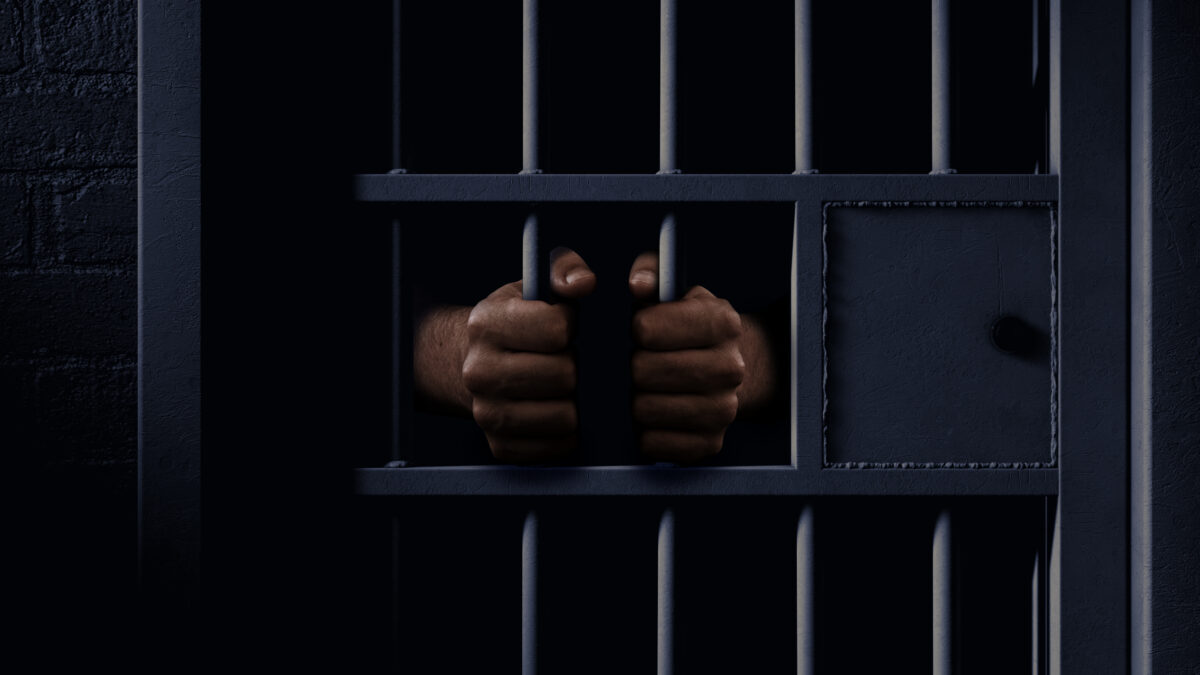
{"left": 354, "top": 173, "right": 1059, "bottom": 203}
{"left": 354, "top": 465, "right": 1058, "bottom": 497}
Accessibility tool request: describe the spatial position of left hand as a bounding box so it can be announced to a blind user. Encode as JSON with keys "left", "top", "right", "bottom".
{"left": 628, "top": 252, "right": 746, "bottom": 461}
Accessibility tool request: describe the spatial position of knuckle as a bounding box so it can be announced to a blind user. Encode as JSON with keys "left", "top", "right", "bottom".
{"left": 717, "top": 349, "right": 746, "bottom": 387}
{"left": 716, "top": 303, "right": 742, "bottom": 340}
{"left": 461, "top": 353, "right": 493, "bottom": 394}
{"left": 465, "top": 306, "right": 490, "bottom": 342}
{"left": 472, "top": 399, "right": 505, "bottom": 432}
{"left": 716, "top": 393, "right": 739, "bottom": 426}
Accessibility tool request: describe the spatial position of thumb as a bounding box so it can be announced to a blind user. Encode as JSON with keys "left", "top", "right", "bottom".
{"left": 549, "top": 247, "right": 596, "bottom": 300}
{"left": 628, "top": 251, "right": 659, "bottom": 302}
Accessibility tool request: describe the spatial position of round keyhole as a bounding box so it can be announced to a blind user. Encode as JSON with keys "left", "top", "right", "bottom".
{"left": 991, "top": 316, "right": 1036, "bottom": 355}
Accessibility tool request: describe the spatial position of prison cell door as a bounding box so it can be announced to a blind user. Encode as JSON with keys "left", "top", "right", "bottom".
{"left": 349, "top": 0, "right": 1128, "bottom": 672}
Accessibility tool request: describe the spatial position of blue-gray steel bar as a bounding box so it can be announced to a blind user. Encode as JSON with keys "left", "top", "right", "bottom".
{"left": 353, "top": 466, "right": 1057, "bottom": 496}
{"left": 1131, "top": 0, "right": 1200, "bottom": 671}
{"left": 139, "top": 0, "right": 201, "bottom": 628}
{"left": 932, "top": 509, "right": 953, "bottom": 675}
{"left": 523, "top": 511, "right": 539, "bottom": 675}
{"left": 931, "top": 0, "right": 953, "bottom": 173}
{"left": 796, "top": 505, "right": 815, "bottom": 675}
{"left": 794, "top": 0, "right": 815, "bottom": 174}
{"left": 790, "top": 204, "right": 802, "bottom": 469}
{"left": 1051, "top": 0, "right": 1129, "bottom": 672}
{"left": 522, "top": 0, "right": 540, "bottom": 174}
{"left": 658, "top": 214, "right": 678, "bottom": 302}
{"left": 657, "top": 509, "right": 675, "bottom": 675}
{"left": 354, "top": 173, "right": 1058, "bottom": 203}
{"left": 392, "top": 0, "right": 403, "bottom": 170}
{"left": 1032, "top": 550, "right": 1040, "bottom": 675}
{"left": 523, "top": 213, "right": 541, "bottom": 301}
{"left": 659, "top": 0, "right": 678, "bottom": 174}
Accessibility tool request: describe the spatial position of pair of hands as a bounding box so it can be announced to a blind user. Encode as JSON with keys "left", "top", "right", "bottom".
{"left": 416, "top": 249, "right": 772, "bottom": 463}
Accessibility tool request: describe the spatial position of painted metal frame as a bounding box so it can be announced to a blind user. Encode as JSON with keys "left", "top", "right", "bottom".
{"left": 137, "top": 0, "right": 202, "bottom": 629}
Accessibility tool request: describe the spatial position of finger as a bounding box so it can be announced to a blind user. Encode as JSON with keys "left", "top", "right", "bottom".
{"left": 468, "top": 296, "right": 574, "bottom": 352}
{"left": 487, "top": 434, "right": 578, "bottom": 463}
{"left": 473, "top": 398, "right": 578, "bottom": 436}
{"left": 549, "top": 247, "right": 597, "bottom": 300}
{"left": 628, "top": 251, "right": 659, "bottom": 301}
{"left": 632, "top": 288, "right": 741, "bottom": 349}
{"left": 633, "top": 392, "right": 738, "bottom": 432}
{"left": 639, "top": 429, "right": 724, "bottom": 462}
{"left": 632, "top": 346, "right": 745, "bottom": 393}
{"left": 463, "top": 350, "right": 576, "bottom": 398}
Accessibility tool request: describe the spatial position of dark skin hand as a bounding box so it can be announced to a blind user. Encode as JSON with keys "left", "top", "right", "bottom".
{"left": 628, "top": 252, "right": 776, "bottom": 461}
{"left": 415, "top": 248, "right": 596, "bottom": 462}
{"left": 413, "top": 249, "right": 777, "bottom": 463}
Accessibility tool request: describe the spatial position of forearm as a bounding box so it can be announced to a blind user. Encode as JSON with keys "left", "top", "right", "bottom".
{"left": 736, "top": 313, "right": 778, "bottom": 417}
{"left": 413, "top": 305, "right": 473, "bottom": 417}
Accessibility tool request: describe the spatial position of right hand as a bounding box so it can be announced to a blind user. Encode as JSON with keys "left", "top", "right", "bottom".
{"left": 462, "top": 248, "right": 596, "bottom": 462}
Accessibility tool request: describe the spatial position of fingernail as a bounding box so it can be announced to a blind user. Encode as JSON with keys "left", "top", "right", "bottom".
{"left": 566, "top": 269, "right": 592, "bottom": 285}
{"left": 632, "top": 270, "right": 656, "bottom": 286}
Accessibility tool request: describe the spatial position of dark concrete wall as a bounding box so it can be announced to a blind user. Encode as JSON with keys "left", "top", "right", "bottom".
{"left": 1, "top": 1, "right": 136, "bottom": 665}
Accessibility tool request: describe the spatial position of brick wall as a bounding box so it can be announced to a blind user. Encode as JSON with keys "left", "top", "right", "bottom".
{"left": 1, "top": 1, "right": 136, "bottom": 662}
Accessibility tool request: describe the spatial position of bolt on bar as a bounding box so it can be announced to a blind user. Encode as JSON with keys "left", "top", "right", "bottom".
{"left": 794, "top": 0, "right": 815, "bottom": 174}
{"left": 797, "top": 505, "right": 815, "bottom": 675}
{"left": 931, "top": 0, "right": 955, "bottom": 173}
{"left": 657, "top": 508, "right": 676, "bottom": 675}
{"left": 933, "top": 509, "right": 954, "bottom": 675}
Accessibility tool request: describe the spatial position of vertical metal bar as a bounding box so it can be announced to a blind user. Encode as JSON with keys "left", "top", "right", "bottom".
{"left": 657, "top": 7, "right": 679, "bottom": 668}
{"left": 1049, "top": 499, "right": 1060, "bottom": 675}
{"left": 1032, "top": 550, "right": 1040, "bottom": 675}
{"left": 796, "top": 505, "right": 815, "bottom": 675}
{"left": 522, "top": 0, "right": 541, "bottom": 174}
{"left": 390, "top": 3, "right": 407, "bottom": 671}
{"left": 658, "top": 214, "right": 678, "bottom": 303}
{"left": 523, "top": 214, "right": 542, "bottom": 301}
{"left": 933, "top": 509, "right": 954, "bottom": 675}
{"left": 790, "top": 204, "right": 800, "bottom": 467}
{"left": 931, "top": 0, "right": 954, "bottom": 173}
{"left": 794, "top": 0, "right": 815, "bottom": 174}
{"left": 657, "top": 508, "right": 676, "bottom": 675}
{"left": 392, "top": 0, "right": 403, "bottom": 171}
{"left": 659, "top": 0, "right": 678, "bottom": 174}
{"left": 523, "top": 511, "right": 539, "bottom": 675}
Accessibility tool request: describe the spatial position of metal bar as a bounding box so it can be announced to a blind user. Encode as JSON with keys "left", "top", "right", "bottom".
{"left": 657, "top": 509, "right": 675, "bottom": 675}
{"left": 354, "top": 466, "right": 1059, "bottom": 496}
{"left": 796, "top": 505, "right": 815, "bottom": 675}
{"left": 791, "top": 203, "right": 801, "bottom": 468}
{"left": 659, "top": 0, "right": 678, "bottom": 174}
{"left": 523, "top": 511, "right": 539, "bottom": 675}
{"left": 392, "top": 0, "right": 403, "bottom": 170}
{"left": 522, "top": 0, "right": 540, "bottom": 173}
{"left": 794, "top": 0, "right": 815, "bottom": 174}
{"left": 354, "top": 173, "right": 1060, "bottom": 203}
{"left": 523, "top": 213, "right": 542, "bottom": 301}
{"left": 659, "top": 214, "right": 678, "bottom": 302}
{"left": 1032, "top": 550, "right": 1041, "bottom": 675}
{"left": 931, "top": 0, "right": 954, "bottom": 173}
{"left": 1053, "top": 0, "right": 1130, "bottom": 671}
{"left": 933, "top": 509, "right": 954, "bottom": 675}
{"left": 139, "top": 0, "right": 202, "bottom": 648}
